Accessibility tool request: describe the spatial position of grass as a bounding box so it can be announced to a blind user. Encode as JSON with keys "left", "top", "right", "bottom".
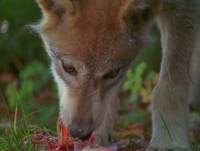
{"left": 0, "top": 109, "right": 34, "bottom": 151}
{"left": 1, "top": 105, "right": 200, "bottom": 151}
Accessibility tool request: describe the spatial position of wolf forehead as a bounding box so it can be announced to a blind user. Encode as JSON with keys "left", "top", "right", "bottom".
{"left": 47, "top": 28, "right": 135, "bottom": 61}
{"left": 37, "top": 0, "right": 127, "bottom": 30}
{"left": 36, "top": 0, "right": 159, "bottom": 63}
{"left": 39, "top": 4, "right": 136, "bottom": 60}
{"left": 36, "top": 0, "right": 161, "bottom": 32}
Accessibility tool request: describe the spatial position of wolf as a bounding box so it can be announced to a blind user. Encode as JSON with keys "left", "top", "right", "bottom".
{"left": 34, "top": 0, "right": 200, "bottom": 150}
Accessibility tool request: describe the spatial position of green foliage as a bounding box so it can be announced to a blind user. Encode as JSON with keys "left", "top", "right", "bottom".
{"left": 5, "top": 61, "right": 51, "bottom": 109}
{"left": 142, "top": 25, "right": 161, "bottom": 71}
{"left": 193, "top": 144, "right": 200, "bottom": 151}
{"left": 123, "top": 62, "right": 157, "bottom": 104}
{"left": 124, "top": 62, "right": 147, "bottom": 94}
{"left": 122, "top": 109, "right": 149, "bottom": 126}
{"left": 6, "top": 81, "right": 33, "bottom": 108}
{"left": 0, "top": 0, "right": 46, "bottom": 71}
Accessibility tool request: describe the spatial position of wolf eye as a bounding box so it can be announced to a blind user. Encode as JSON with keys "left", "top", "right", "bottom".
{"left": 103, "top": 68, "right": 120, "bottom": 80}
{"left": 61, "top": 61, "right": 78, "bottom": 76}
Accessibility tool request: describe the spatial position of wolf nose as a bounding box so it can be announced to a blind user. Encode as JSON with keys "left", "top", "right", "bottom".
{"left": 69, "top": 125, "right": 92, "bottom": 140}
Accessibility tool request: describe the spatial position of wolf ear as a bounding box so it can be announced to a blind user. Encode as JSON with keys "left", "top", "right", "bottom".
{"left": 35, "top": 0, "right": 78, "bottom": 30}
{"left": 120, "top": 0, "right": 161, "bottom": 32}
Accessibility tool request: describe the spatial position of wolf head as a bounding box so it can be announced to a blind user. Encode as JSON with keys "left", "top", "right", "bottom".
{"left": 35, "top": 0, "right": 160, "bottom": 140}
